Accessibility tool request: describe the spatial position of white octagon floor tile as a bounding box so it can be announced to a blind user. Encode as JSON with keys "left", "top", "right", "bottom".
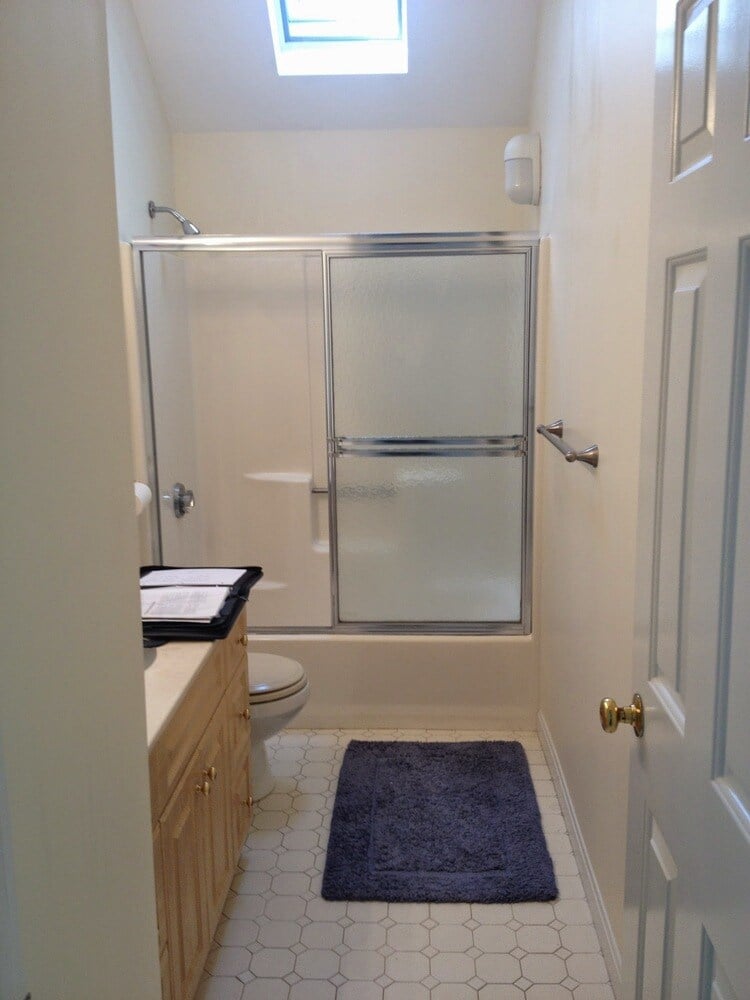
{"left": 240, "top": 980, "right": 289, "bottom": 1000}
{"left": 477, "top": 987, "right": 525, "bottom": 1000}
{"left": 195, "top": 976, "right": 244, "bottom": 1000}
{"left": 201, "top": 728, "right": 612, "bottom": 996}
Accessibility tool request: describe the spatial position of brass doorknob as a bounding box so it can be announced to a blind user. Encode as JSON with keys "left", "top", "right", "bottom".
{"left": 244, "top": 796, "right": 254, "bottom": 809}
{"left": 196, "top": 780, "right": 211, "bottom": 797}
{"left": 239, "top": 633, "right": 249, "bottom": 647}
{"left": 241, "top": 707, "right": 251, "bottom": 720}
{"left": 599, "top": 693, "right": 644, "bottom": 737}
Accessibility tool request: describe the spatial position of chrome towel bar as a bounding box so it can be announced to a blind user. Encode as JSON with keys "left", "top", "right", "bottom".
{"left": 536, "top": 420, "right": 599, "bottom": 468}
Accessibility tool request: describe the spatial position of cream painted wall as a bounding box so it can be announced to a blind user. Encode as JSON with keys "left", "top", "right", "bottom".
{"left": 106, "top": 0, "right": 175, "bottom": 239}
{"left": 173, "top": 128, "right": 538, "bottom": 234}
{"left": 530, "top": 0, "right": 656, "bottom": 970}
{"left": 0, "top": 2, "right": 160, "bottom": 996}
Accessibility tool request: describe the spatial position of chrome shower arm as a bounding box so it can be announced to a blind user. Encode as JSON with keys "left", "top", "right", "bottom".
{"left": 147, "top": 200, "right": 201, "bottom": 235}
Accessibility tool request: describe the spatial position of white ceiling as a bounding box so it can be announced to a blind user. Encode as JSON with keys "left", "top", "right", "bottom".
{"left": 130, "top": 0, "right": 541, "bottom": 132}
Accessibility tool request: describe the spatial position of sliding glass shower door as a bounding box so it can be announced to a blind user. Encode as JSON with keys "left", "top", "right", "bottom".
{"left": 327, "top": 249, "right": 533, "bottom": 629}
{"left": 136, "top": 234, "right": 535, "bottom": 634}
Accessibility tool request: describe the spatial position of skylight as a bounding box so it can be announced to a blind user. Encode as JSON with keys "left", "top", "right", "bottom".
{"left": 266, "top": 0, "right": 408, "bottom": 76}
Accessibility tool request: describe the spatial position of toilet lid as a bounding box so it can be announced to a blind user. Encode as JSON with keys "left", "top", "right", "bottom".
{"left": 249, "top": 653, "right": 306, "bottom": 697}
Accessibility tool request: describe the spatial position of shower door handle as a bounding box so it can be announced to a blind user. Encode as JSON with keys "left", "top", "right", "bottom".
{"left": 332, "top": 436, "right": 526, "bottom": 457}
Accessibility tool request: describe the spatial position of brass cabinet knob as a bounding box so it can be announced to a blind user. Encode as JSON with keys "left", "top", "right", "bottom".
{"left": 196, "top": 780, "right": 211, "bottom": 797}
{"left": 241, "top": 707, "right": 251, "bottom": 720}
{"left": 203, "top": 765, "right": 217, "bottom": 781}
{"left": 600, "top": 693, "right": 644, "bottom": 738}
{"left": 239, "top": 633, "right": 249, "bottom": 647}
{"left": 244, "top": 796, "right": 253, "bottom": 809}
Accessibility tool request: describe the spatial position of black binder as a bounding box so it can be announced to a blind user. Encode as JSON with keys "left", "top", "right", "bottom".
{"left": 140, "top": 565, "right": 263, "bottom": 643}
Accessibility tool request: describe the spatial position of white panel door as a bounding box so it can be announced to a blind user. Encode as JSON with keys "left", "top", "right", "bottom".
{"left": 623, "top": 1, "right": 750, "bottom": 997}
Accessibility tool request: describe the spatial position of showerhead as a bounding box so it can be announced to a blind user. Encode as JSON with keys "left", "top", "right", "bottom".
{"left": 148, "top": 200, "right": 201, "bottom": 236}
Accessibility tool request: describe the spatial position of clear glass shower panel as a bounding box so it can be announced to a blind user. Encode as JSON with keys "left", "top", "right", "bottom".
{"left": 143, "top": 251, "right": 330, "bottom": 628}
{"left": 330, "top": 253, "right": 527, "bottom": 438}
{"left": 335, "top": 456, "right": 523, "bottom": 622}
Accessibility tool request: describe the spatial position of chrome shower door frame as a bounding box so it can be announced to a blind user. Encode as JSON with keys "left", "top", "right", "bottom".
{"left": 132, "top": 232, "right": 538, "bottom": 636}
{"left": 322, "top": 237, "right": 537, "bottom": 635}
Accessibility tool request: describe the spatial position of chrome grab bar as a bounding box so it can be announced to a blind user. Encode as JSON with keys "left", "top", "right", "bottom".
{"left": 536, "top": 420, "right": 599, "bottom": 468}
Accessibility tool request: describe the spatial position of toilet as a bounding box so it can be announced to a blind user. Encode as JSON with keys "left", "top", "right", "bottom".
{"left": 247, "top": 652, "right": 310, "bottom": 800}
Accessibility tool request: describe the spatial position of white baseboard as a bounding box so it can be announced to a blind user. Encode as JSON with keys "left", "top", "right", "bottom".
{"left": 538, "top": 711, "right": 623, "bottom": 998}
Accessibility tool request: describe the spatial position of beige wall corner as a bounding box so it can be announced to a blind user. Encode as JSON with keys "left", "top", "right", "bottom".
{"left": 106, "top": 0, "right": 175, "bottom": 239}
{"left": 0, "top": 2, "right": 160, "bottom": 996}
{"left": 529, "top": 0, "right": 657, "bottom": 971}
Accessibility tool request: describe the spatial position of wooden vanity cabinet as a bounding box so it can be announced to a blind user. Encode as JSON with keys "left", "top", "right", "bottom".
{"left": 150, "top": 612, "right": 253, "bottom": 1000}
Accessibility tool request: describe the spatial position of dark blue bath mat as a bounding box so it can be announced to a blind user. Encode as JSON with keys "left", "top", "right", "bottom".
{"left": 322, "top": 740, "right": 557, "bottom": 903}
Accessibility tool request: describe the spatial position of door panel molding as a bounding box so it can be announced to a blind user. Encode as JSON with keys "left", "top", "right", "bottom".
{"left": 638, "top": 815, "right": 677, "bottom": 1000}
{"left": 650, "top": 250, "right": 707, "bottom": 702}
{"left": 672, "top": 0, "right": 718, "bottom": 178}
{"left": 701, "top": 927, "right": 740, "bottom": 1000}
{"left": 713, "top": 237, "right": 750, "bottom": 806}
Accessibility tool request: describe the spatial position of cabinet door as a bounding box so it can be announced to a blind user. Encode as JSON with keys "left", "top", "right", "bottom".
{"left": 153, "top": 825, "right": 172, "bottom": 999}
{"left": 152, "top": 824, "right": 168, "bottom": 956}
{"left": 224, "top": 661, "right": 253, "bottom": 858}
{"left": 201, "top": 711, "right": 234, "bottom": 928}
{"left": 203, "top": 661, "right": 253, "bottom": 926}
{"left": 224, "top": 660, "right": 252, "bottom": 776}
{"left": 161, "top": 753, "right": 210, "bottom": 1000}
{"left": 159, "top": 946, "right": 173, "bottom": 1000}
{"left": 230, "top": 755, "right": 253, "bottom": 861}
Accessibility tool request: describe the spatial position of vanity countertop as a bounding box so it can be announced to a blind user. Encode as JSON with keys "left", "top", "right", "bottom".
{"left": 144, "top": 640, "right": 213, "bottom": 749}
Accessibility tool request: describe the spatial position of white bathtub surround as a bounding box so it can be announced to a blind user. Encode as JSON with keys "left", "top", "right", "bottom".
{"left": 198, "top": 729, "right": 613, "bottom": 1000}
{"left": 250, "top": 635, "right": 538, "bottom": 731}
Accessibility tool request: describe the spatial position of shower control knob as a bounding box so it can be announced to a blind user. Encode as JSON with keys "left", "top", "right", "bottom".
{"left": 169, "top": 482, "right": 195, "bottom": 518}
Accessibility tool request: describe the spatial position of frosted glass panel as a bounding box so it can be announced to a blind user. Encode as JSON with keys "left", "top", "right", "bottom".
{"left": 336, "top": 456, "right": 523, "bottom": 622}
{"left": 330, "top": 252, "right": 527, "bottom": 437}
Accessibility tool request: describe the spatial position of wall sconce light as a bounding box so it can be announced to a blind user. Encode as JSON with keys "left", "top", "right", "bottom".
{"left": 504, "top": 132, "right": 541, "bottom": 205}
